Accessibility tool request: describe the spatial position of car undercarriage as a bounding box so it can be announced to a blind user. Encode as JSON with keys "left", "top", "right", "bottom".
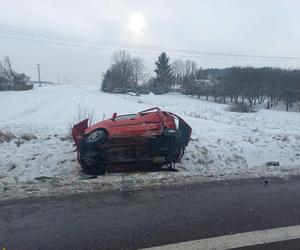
{"left": 72, "top": 107, "right": 191, "bottom": 174}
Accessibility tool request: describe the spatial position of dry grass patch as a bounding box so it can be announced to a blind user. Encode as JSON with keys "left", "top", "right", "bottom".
{"left": 229, "top": 103, "right": 256, "bottom": 113}
{"left": 60, "top": 133, "right": 73, "bottom": 141}
{"left": 0, "top": 130, "right": 17, "bottom": 143}
{"left": 20, "top": 133, "right": 37, "bottom": 141}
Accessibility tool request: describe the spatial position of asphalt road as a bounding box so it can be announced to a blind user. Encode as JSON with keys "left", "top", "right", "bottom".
{"left": 1, "top": 177, "right": 300, "bottom": 250}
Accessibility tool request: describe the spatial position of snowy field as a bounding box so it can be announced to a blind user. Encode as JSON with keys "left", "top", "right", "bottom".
{"left": 1, "top": 84, "right": 300, "bottom": 199}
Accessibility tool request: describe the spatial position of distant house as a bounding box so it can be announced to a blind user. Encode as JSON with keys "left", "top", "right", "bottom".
{"left": 169, "top": 84, "right": 183, "bottom": 93}
{"left": 0, "top": 78, "right": 10, "bottom": 91}
{"left": 0, "top": 77, "right": 33, "bottom": 91}
{"left": 12, "top": 73, "right": 33, "bottom": 90}
{"left": 13, "top": 82, "right": 33, "bottom": 91}
{"left": 194, "top": 79, "right": 215, "bottom": 87}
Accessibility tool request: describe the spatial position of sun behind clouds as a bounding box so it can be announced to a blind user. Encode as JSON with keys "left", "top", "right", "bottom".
{"left": 128, "top": 13, "right": 146, "bottom": 35}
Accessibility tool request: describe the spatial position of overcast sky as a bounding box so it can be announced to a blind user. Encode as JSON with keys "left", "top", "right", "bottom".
{"left": 1, "top": 0, "right": 300, "bottom": 85}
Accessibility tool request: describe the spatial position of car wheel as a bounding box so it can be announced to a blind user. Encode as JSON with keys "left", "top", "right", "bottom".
{"left": 80, "top": 159, "right": 106, "bottom": 175}
{"left": 85, "top": 129, "right": 107, "bottom": 148}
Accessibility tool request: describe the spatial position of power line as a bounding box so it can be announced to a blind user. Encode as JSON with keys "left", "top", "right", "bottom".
{"left": 1, "top": 23, "right": 300, "bottom": 61}
{"left": 0, "top": 33, "right": 288, "bottom": 63}
{"left": 0, "top": 23, "right": 118, "bottom": 44}
{"left": 0, "top": 34, "right": 161, "bottom": 55}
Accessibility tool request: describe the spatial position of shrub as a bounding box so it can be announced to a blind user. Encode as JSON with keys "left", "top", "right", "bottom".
{"left": 111, "top": 85, "right": 150, "bottom": 95}
{"left": 20, "top": 133, "right": 37, "bottom": 141}
{"left": 0, "top": 130, "right": 17, "bottom": 143}
{"left": 229, "top": 103, "right": 256, "bottom": 113}
{"left": 66, "top": 105, "right": 95, "bottom": 135}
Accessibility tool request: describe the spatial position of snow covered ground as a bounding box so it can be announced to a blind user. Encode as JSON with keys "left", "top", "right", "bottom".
{"left": 1, "top": 84, "right": 300, "bottom": 199}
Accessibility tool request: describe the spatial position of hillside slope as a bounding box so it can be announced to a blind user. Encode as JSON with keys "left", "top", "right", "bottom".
{"left": 1, "top": 84, "right": 300, "bottom": 198}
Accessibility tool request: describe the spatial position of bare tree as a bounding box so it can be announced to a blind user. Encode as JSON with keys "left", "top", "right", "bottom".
{"left": 102, "top": 50, "right": 150, "bottom": 92}
{"left": 132, "top": 57, "right": 147, "bottom": 85}
{"left": 0, "top": 56, "right": 31, "bottom": 91}
{"left": 181, "top": 60, "right": 198, "bottom": 95}
{"left": 2, "top": 56, "right": 14, "bottom": 87}
{"left": 172, "top": 59, "right": 185, "bottom": 90}
{"left": 111, "top": 50, "right": 134, "bottom": 87}
{"left": 172, "top": 59, "right": 185, "bottom": 78}
{"left": 184, "top": 60, "right": 198, "bottom": 78}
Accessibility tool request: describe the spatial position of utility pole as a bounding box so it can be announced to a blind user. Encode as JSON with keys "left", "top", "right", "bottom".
{"left": 37, "top": 64, "right": 41, "bottom": 87}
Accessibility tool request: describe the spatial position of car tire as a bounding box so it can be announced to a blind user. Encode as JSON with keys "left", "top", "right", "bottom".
{"left": 85, "top": 129, "right": 107, "bottom": 148}
{"left": 80, "top": 159, "right": 106, "bottom": 175}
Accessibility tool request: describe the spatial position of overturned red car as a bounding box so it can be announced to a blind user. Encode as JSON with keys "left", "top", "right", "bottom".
{"left": 72, "top": 107, "right": 192, "bottom": 174}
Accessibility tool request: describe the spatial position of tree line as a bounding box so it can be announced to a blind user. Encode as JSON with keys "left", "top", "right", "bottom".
{"left": 0, "top": 56, "right": 31, "bottom": 91}
{"left": 215, "top": 67, "right": 300, "bottom": 111}
{"left": 102, "top": 50, "right": 175, "bottom": 94}
{"left": 102, "top": 51, "right": 300, "bottom": 111}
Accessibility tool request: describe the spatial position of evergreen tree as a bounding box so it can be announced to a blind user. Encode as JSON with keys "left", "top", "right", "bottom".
{"left": 101, "top": 70, "right": 115, "bottom": 92}
{"left": 153, "top": 52, "right": 173, "bottom": 93}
